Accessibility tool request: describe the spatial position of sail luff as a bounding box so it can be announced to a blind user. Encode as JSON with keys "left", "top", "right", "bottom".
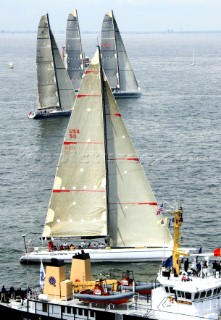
{"left": 101, "top": 11, "right": 119, "bottom": 89}
{"left": 48, "top": 14, "right": 62, "bottom": 111}
{"left": 111, "top": 10, "right": 121, "bottom": 90}
{"left": 98, "top": 46, "right": 110, "bottom": 241}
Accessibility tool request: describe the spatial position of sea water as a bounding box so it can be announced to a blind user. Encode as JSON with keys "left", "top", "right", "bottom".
{"left": 0, "top": 32, "right": 220, "bottom": 290}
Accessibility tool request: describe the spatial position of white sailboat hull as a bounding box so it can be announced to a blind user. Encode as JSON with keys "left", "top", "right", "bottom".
{"left": 20, "top": 247, "right": 175, "bottom": 264}
{"left": 112, "top": 90, "right": 141, "bottom": 99}
{"left": 28, "top": 110, "right": 71, "bottom": 119}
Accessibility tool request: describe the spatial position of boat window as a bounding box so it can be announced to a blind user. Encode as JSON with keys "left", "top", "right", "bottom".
{"left": 84, "top": 309, "right": 88, "bottom": 317}
{"left": 61, "top": 306, "right": 65, "bottom": 313}
{"left": 185, "top": 292, "right": 192, "bottom": 300}
{"left": 206, "top": 290, "right": 212, "bottom": 297}
{"left": 194, "top": 292, "right": 200, "bottom": 300}
{"left": 67, "top": 306, "right": 72, "bottom": 314}
{"left": 169, "top": 287, "right": 175, "bottom": 294}
{"left": 73, "top": 307, "right": 76, "bottom": 314}
{"left": 89, "top": 310, "right": 95, "bottom": 318}
{"left": 177, "top": 291, "right": 184, "bottom": 298}
{"left": 217, "top": 287, "right": 221, "bottom": 294}
{"left": 165, "top": 286, "right": 169, "bottom": 293}
{"left": 78, "top": 308, "right": 83, "bottom": 316}
{"left": 200, "top": 291, "right": 206, "bottom": 298}
{"left": 42, "top": 303, "right": 48, "bottom": 312}
{"left": 177, "top": 291, "right": 181, "bottom": 297}
{"left": 213, "top": 288, "right": 217, "bottom": 295}
{"left": 180, "top": 291, "right": 185, "bottom": 298}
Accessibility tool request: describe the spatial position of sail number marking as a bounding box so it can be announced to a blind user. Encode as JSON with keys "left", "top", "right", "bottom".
{"left": 69, "top": 128, "right": 80, "bottom": 139}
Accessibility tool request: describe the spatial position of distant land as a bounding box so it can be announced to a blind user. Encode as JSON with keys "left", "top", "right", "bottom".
{"left": 1, "top": 30, "right": 221, "bottom": 34}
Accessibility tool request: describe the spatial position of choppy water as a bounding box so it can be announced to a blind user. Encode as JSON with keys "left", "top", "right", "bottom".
{"left": 0, "top": 32, "right": 220, "bottom": 290}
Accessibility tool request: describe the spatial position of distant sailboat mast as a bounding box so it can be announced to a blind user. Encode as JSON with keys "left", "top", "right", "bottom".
{"left": 111, "top": 10, "right": 121, "bottom": 90}
{"left": 98, "top": 46, "right": 111, "bottom": 242}
{"left": 47, "top": 13, "right": 62, "bottom": 110}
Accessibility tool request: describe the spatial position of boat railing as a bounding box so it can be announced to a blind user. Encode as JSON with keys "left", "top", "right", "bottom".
{"left": 85, "top": 293, "right": 152, "bottom": 314}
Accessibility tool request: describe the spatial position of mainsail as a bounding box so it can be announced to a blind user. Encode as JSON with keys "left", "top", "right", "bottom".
{"left": 42, "top": 49, "right": 171, "bottom": 248}
{"left": 36, "top": 14, "right": 75, "bottom": 112}
{"left": 100, "top": 11, "right": 141, "bottom": 97}
{"left": 66, "top": 10, "right": 84, "bottom": 92}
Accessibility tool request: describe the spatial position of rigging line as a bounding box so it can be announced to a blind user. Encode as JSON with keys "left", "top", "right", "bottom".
{"left": 47, "top": 13, "right": 62, "bottom": 111}
{"left": 98, "top": 45, "right": 110, "bottom": 241}
{"left": 112, "top": 10, "right": 121, "bottom": 90}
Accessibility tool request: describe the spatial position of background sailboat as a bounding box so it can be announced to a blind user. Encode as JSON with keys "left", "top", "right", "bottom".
{"left": 21, "top": 48, "right": 173, "bottom": 264}
{"left": 28, "top": 14, "right": 75, "bottom": 119}
{"left": 100, "top": 10, "right": 141, "bottom": 99}
{"left": 65, "top": 10, "right": 84, "bottom": 93}
{"left": 190, "top": 50, "right": 195, "bottom": 66}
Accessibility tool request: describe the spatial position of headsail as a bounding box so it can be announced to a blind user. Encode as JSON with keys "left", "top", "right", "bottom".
{"left": 101, "top": 56, "right": 171, "bottom": 248}
{"left": 101, "top": 11, "right": 140, "bottom": 96}
{"left": 36, "top": 14, "right": 75, "bottom": 112}
{"left": 42, "top": 48, "right": 171, "bottom": 248}
{"left": 66, "top": 10, "right": 84, "bottom": 92}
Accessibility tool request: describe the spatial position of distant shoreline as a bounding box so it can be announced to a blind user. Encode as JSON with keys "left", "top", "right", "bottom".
{"left": 1, "top": 30, "right": 221, "bottom": 35}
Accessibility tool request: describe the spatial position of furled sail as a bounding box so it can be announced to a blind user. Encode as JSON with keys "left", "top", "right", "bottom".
{"left": 36, "top": 14, "right": 75, "bottom": 112}
{"left": 42, "top": 52, "right": 107, "bottom": 238}
{"left": 42, "top": 48, "right": 171, "bottom": 248}
{"left": 101, "top": 11, "right": 140, "bottom": 94}
{"left": 66, "top": 10, "right": 84, "bottom": 91}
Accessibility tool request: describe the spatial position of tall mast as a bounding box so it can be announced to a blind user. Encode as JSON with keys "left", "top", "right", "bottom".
{"left": 112, "top": 11, "right": 121, "bottom": 91}
{"left": 47, "top": 13, "right": 61, "bottom": 110}
{"left": 98, "top": 46, "right": 110, "bottom": 243}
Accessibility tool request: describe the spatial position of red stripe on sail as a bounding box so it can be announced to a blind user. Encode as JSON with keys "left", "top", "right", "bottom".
{"left": 110, "top": 202, "right": 157, "bottom": 205}
{"left": 109, "top": 157, "right": 139, "bottom": 162}
{"left": 64, "top": 141, "right": 103, "bottom": 145}
{"left": 106, "top": 113, "right": 121, "bottom": 117}
{"left": 84, "top": 70, "right": 98, "bottom": 74}
{"left": 76, "top": 94, "right": 101, "bottom": 98}
{"left": 53, "top": 189, "right": 105, "bottom": 193}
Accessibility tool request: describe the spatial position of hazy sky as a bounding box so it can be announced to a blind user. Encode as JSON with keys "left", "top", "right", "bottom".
{"left": 1, "top": 0, "right": 221, "bottom": 32}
